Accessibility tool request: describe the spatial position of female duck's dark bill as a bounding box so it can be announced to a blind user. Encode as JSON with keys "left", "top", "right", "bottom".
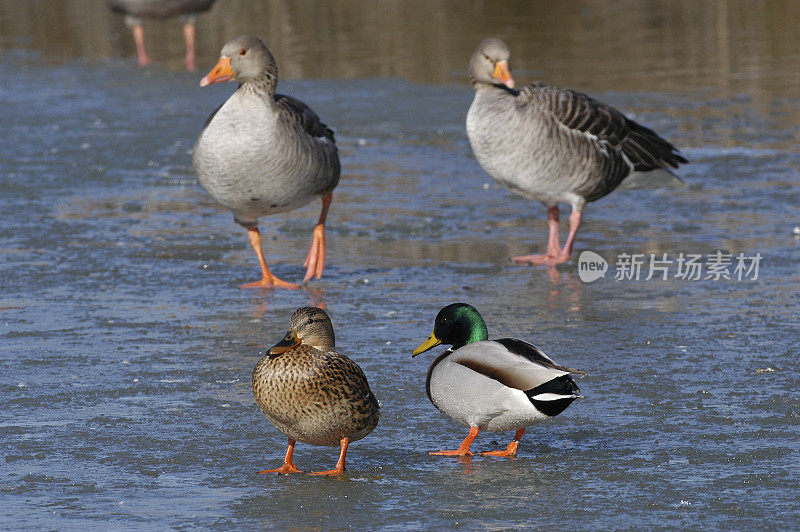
{"left": 268, "top": 329, "right": 301, "bottom": 356}
{"left": 412, "top": 333, "right": 441, "bottom": 357}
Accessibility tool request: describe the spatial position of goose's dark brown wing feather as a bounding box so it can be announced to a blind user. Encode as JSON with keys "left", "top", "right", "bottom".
{"left": 519, "top": 82, "right": 687, "bottom": 171}
{"left": 274, "top": 93, "right": 336, "bottom": 143}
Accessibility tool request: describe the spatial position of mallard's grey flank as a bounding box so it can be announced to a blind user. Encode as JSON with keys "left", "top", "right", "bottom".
{"left": 412, "top": 303, "right": 584, "bottom": 457}
{"left": 466, "top": 37, "right": 687, "bottom": 266}
{"left": 252, "top": 307, "right": 380, "bottom": 475}
{"left": 194, "top": 35, "right": 340, "bottom": 289}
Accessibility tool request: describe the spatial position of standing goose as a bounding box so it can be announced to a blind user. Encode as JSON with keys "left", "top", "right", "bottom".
{"left": 253, "top": 307, "right": 380, "bottom": 475}
{"left": 412, "top": 303, "right": 584, "bottom": 457}
{"left": 109, "top": 0, "right": 217, "bottom": 70}
{"left": 466, "top": 38, "right": 687, "bottom": 266}
{"left": 194, "top": 36, "right": 340, "bottom": 289}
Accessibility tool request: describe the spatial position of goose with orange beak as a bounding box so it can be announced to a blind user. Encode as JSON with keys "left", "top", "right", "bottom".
{"left": 194, "top": 35, "right": 340, "bottom": 288}
{"left": 466, "top": 38, "right": 686, "bottom": 266}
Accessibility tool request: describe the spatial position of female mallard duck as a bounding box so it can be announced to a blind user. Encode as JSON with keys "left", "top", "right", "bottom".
{"left": 412, "top": 303, "right": 584, "bottom": 457}
{"left": 252, "top": 307, "right": 380, "bottom": 475}
{"left": 466, "top": 38, "right": 687, "bottom": 266}
{"left": 194, "top": 35, "right": 340, "bottom": 289}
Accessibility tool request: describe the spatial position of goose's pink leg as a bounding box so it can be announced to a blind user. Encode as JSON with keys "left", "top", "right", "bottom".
{"left": 303, "top": 194, "right": 332, "bottom": 283}
{"left": 558, "top": 209, "right": 582, "bottom": 261}
{"left": 182, "top": 22, "right": 196, "bottom": 71}
{"left": 511, "top": 208, "right": 582, "bottom": 266}
{"left": 132, "top": 24, "right": 150, "bottom": 66}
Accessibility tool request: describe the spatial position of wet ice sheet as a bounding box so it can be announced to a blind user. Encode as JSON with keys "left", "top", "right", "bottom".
{"left": 1, "top": 36, "right": 800, "bottom": 531}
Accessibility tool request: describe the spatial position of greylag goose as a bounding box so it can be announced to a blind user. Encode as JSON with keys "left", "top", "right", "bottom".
{"left": 466, "top": 38, "right": 687, "bottom": 266}
{"left": 194, "top": 35, "right": 340, "bottom": 289}
{"left": 109, "top": 0, "right": 216, "bottom": 70}
{"left": 412, "top": 303, "right": 584, "bottom": 457}
{"left": 253, "top": 307, "right": 380, "bottom": 475}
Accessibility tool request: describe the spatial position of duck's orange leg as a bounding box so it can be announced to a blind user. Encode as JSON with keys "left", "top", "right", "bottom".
{"left": 303, "top": 193, "right": 332, "bottom": 283}
{"left": 308, "top": 437, "right": 348, "bottom": 476}
{"left": 257, "top": 438, "right": 303, "bottom": 474}
{"left": 240, "top": 226, "right": 300, "bottom": 289}
{"left": 480, "top": 428, "right": 525, "bottom": 457}
{"left": 430, "top": 426, "right": 480, "bottom": 456}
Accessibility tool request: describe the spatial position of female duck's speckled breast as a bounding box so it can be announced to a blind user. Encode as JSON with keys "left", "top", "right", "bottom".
{"left": 252, "top": 348, "right": 379, "bottom": 447}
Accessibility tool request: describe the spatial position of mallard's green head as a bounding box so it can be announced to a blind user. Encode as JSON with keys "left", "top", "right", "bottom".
{"left": 412, "top": 303, "right": 489, "bottom": 357}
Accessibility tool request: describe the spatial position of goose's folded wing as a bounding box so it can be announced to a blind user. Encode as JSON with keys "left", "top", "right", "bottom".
{"left": 274, "top": 93, "right": 336, "bottom": 143}
{"left": 518, "top": 82, "right": 629, "bottom": 148}
{"left": 518, "top": 82, "right": 687, "bottom": 171}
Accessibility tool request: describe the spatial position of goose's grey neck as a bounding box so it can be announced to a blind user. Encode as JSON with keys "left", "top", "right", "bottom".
{"left": 239, "top": 72, "right": 277, "bottom": 98}
{"left": 471, "top": 80, "right": 518, "bottom": 96}
{"left": 470, "top": 78, "right": 495, "bottom": 89}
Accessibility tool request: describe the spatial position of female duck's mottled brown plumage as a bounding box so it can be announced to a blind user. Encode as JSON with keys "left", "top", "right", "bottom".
{"left": 252, "top": 307, "right": 379, "bottom": 476}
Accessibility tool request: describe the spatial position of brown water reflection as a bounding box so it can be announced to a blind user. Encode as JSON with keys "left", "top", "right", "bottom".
{"left": 2, "top": 0, "right": 800, "bottom": 98}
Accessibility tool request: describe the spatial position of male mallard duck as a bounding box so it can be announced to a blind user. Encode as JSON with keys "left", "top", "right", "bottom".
{"left": 412, "top": 303, "right": 584, "bottom": 456}
{"left": 466, "top": 38, "right": 687, "bottom": 266}
{"left": 109, "top": 0, "right": 216, "bottom": 70}
{"left": 252, "top": 307, "right": 380, "bottom": 475}
{"left": 194, "top": 35, "right": 340, "bottom": 289}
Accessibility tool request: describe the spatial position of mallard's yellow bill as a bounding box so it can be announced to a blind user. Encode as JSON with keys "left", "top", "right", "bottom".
{"left": 268, "top": 329, "right": 301, "bottom": 356}
{"left": 412, "top": 332, "right": 441, "bottom": 357}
